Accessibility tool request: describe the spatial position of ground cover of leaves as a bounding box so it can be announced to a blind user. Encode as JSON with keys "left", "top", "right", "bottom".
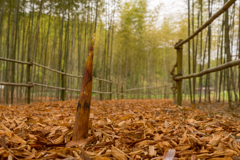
{"left": 1, "top": 99, "right": 240, "bottom": 160}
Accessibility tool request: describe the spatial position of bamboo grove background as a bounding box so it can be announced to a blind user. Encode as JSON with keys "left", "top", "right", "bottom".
{"left": 0, "top": 0, "right": 172, "bottom": 105}
{"left": 0, "top": 0, "right": 239, "bottom": 107}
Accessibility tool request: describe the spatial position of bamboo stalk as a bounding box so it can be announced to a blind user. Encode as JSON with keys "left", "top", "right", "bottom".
{"left": 225, "top": 0, "right": 232, "bottom": 109}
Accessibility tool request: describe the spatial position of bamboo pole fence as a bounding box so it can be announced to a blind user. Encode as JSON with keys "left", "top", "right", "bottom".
{"left": 0, "top": 57, "right": 164, "bottom": 104}
{"left": 172, "top": 0, "right": 240, "bottom": 106}
{"left": 0, "top": 57, "right": 119, "bottom": 104}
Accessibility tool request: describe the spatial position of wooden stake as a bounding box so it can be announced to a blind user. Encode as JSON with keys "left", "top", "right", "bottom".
{"left": 176, "top": 40, "right": 183, "bottom": 106}
{"left": 121, "top": 84, "right": 124, "bottom": 99}
{"left": 110, "top": 81, "right": 112, "bottom": 100}
{"left": 164, "top": 85, "right": 167, "bottom": 99}
{"left": 99, "top": 77, "right": 103, "bottom": 101}
{"left": 116, "top": 83, "right": 119, "bottom": 99}
{"left": 27, "top": 61, "right": 32, "bottom": 104}
{"left": 61, "top": 70, "right": 65, "bottom": 101}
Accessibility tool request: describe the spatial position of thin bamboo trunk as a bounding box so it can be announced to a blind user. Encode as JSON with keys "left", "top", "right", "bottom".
{"left": 218, "top": 18, "right": 225, "bottom": 102}
{"left": 224, "top": 0, "right": 232, "bottom": 109}
{"left": 188, "top": 0, "right": 192, "bottom": 103}
{"left": 9, "top": 0, "right": 19, "bottom": 104}
{"left": 206, "top": 0, "right": 212, "bottom": 103}
{"left": 192, "top": 0, "right": 196, "bottom": 105}
{"left": 229, "top": 3, "right": 238, "bottom": 105}
{"left": 5, "top": 0, "right": 12, "bottom": 104}
{"left": 199, "top": 0, "right": 203, "bottom": 103}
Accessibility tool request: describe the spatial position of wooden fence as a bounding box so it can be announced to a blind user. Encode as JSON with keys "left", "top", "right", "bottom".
{"left": 0, "top": 57, "right": 123, "bottom": 104}
{"left": 172, "top": 0, "right": 240, "bottom": 106}
{"left": 0, "top": 57, "right": 170, "bottom": 104}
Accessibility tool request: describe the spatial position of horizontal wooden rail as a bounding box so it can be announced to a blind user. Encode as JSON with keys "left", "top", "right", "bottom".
{"left": 33, "top": 62, "right": 65, "bottom": 74}
{"left": 66, "top": 88, "right": 81, "bottom": 92}
{"left": 0, "top": 57, "right": 32, "bottom": 65}
{"left": 93, "top": 77, "right": 113, "bottom": 83}
{"left": 0, "top": 57, "right": 115, "bottom": 83}
{"left": 0, "top": 82, "right": 33, "bottom": 87}
{"left": 66, "top": 73, "right": 83, "bottom": 78}
{"left": 93, "top": 91, "right": 113, "bottom": 94}
{"left": 175, "top": 59, "right": 240, "bottom": 80}
{"left": 175, "top": 0, "right": 236, "bottom": 49}
{"left": 34, "top": 83, "right": 66, "bottom": 90}
{"left": 0, "top": 81, "right": 116, "bottom": 95}
{"left": 126, "top": 92, "right": 172, "bottom": 96}
{"left": 125, "top": 85, "right": 171, "bottom": 91}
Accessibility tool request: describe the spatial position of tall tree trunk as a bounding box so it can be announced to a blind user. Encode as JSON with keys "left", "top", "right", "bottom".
{"left": 192, "top": 0, "right": 196, "bottom": 105}
{"left": 57, "top": 0, "right": 65, "bottom": 100}
{"left": 109, "top": 0, "right": 115, "bottom": 81}
{"left": 199, "top": 29, "right": 209, "bottom": 103}
{"left": 224, "top": 0, "right": 232, "bottom": 109}
{"left": 206, "top": 0, "right": 212, "bottom": 103}
{"left": 188, "top": 0, "right": 193, "bottom": 103}
{"left": 9, "top": 0, "right": 19, "bottom": 104}
{"left": 5, "top": 0, "right": 12, "bottom": 104}
{"left": 218, "top": 18, "right": 225, "bottom": 102}
{"left": 41, "top": 3, "right": 52, "bottom": 99}
{"left": 199, "top": 0, "right": 203, "bottom": 103}
{"left": 229, "top": 3, "right": 238, "bottom": 105}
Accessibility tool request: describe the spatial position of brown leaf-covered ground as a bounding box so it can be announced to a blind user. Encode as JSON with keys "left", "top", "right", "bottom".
{"left": 1, "top": 99, "right": 240, "bottom": 160}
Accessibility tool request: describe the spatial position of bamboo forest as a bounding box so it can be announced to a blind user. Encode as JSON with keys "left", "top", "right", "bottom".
{"left": 0, "top": 0, "right": 240, "bottom": 159}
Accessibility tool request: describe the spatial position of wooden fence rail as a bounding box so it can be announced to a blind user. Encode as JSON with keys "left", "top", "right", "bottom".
{"left": 124, "top": 84, "right": 173, "bottom": 100}
{"left": 0, "top": 57, "right": 32, "bottom": 65}
{"left": 175, "top": 59, "right": 240, "bottom": 80}
{"left": 124, "top": 85, "right": 171, "bottom": 91}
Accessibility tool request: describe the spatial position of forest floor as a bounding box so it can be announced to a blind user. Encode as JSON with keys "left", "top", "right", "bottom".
{"left": 0, "top": 99, "right": 240, "bottom": 160}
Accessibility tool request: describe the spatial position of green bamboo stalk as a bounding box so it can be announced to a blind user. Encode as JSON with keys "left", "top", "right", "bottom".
{"left": 224, "top": 0, "right": 232, "bottom": 109}
{"left": 188, "top": 0, "right": 193, "bottom": 104}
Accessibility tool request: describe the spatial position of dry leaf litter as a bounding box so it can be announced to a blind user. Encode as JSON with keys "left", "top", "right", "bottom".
{"left": 0, "top": 99, "right": 240, "bottom": 160}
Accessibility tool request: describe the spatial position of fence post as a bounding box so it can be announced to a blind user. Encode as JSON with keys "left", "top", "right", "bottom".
{"left": 121, "top": 84, "right": 124, "bottom": 99}
{"left": 154, "top": 87, "right": 157, "bottom": 99}
{"left": 116, "top": 83, "right": 119, "bottom": 99}
{"left": 110, "top": 81, "right": 112, "bottom": 100}
{"left": 61, "top": 70, "right": 65, "bottom": 101}
{"left": 176, "top": 39, "right": 183, "bottom": 106}
{"left": 138, "top": 88, "right": 140, "bottom": 99}
{"left": 172, "top": 77, "right": 177, "bottom": 104}
{"left": 27, "top": 61, "right": 32, "bottom": 104}
{"left": 164, "top": 85, "right": 167, "bottom": 99}
{"left": 99, "top": 78, "right": 103, "bottom": 101}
